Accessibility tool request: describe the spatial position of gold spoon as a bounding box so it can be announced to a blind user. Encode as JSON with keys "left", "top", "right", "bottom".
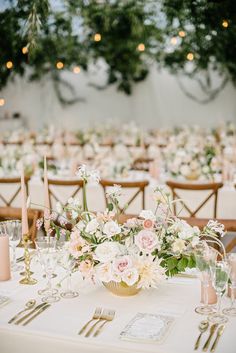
{"left": 194, "top": 320, "right": 209, "bottom": 350}
{"left": 8, "top": 299, "right": 36, "bottom": 324}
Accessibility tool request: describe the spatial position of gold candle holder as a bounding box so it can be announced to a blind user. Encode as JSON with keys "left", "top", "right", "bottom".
{"left": 19, "top": 234, "right": 37, "bottom": 285}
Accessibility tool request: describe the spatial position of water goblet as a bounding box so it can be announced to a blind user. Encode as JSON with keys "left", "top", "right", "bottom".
{"left": 35, "top": 237, "right": 60, "bottom": 303}
{"left": 194, "top": 244, "right": 217, "bottom": 315}
{"left": 0, "top": 220, "right": 24, "bottom": 272}
{"left": 208, "top": 260, "right": 229, "bottom": 324}
{"left": 223, "top": 253, "right": 236, "bottom": 316}
{"left": 59, "top": 246, "right": 79, "bottom": 299}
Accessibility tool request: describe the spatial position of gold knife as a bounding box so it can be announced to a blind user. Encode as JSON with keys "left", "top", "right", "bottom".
{"left": 210, "top": 325, "right": 225, "bottom": 352}
{"left": 22, "top": 304, "right": 50, "bottom": 326}
{"left": 202, "top": 324, "right": 218, "bottom": 351}
{"left": 14, "top": 303, "right": 47, "bottom": 325}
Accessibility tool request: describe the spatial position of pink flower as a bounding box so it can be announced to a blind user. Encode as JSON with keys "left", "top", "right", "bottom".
{"left": 135, "top": 230, "right": 158, "bottom": 253}
{"left": 69, "top": 231, "right": 89, "bottom": 258}
{"left": 113, "top": 256, "right": 132, "bottom": 275}
{"left": 79, "top": 260, "right": 93, "bottom": 277}
{"left": 143, "top": 219, "right": 154, "bottom": 229}
{"left": 36, "top": 218, "right": 43, "bottom": 230}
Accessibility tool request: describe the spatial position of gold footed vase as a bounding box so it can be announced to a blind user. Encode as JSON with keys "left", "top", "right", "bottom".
{"left": 103, "top": 281, "right": 141, "bottom": 296}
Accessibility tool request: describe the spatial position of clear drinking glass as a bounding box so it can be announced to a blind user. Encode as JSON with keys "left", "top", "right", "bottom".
{"left": 194, "top": 244, "right": 217, "bottom": 315}
{"left": 208, "top": 260, "right": 229, "bottom": 324}
{"left": 223, "top": 253, "right": 236, "bottom": 316}
{"left": 59, "top": 246, "right": 79, "bottom": 299}
{"left": 35, "top": 238, "right": 60, "bottom": 303}
{"left": 0, "top": 220, "right": 23, "bottom": 272}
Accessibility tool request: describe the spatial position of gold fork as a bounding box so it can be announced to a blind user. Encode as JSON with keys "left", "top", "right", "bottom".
{"left": 78, "top": 307, "right": 102, "bottom": 335}
{"left": 93, "top": 309, "right": 115, "bottom": 337}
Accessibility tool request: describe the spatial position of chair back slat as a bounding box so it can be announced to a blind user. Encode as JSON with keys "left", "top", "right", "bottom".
{"left": 0, "top": 177, "right": 30, "bottom": 207}
{"left": 166, "top": 180, "right": 223, "bottom": 218}
{"left": 100, "top": 179, "right": 149, "bottom": 213}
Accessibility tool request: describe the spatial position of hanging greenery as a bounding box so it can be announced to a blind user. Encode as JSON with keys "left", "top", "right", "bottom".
{"left": 0, "top": 0, "right": 236, "bottom": 104}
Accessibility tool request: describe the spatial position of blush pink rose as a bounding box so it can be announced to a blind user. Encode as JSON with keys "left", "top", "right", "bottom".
{"left": 135, "top": 230, "right": 158, "bottom": 253}
{"left": 143, "top": 219, "right": 154, "bottom": 229}
{"left": 113, "top": 256, "right": 132, "bottom": 274}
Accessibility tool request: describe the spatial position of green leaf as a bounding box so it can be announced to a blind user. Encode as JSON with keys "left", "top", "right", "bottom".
{"left": 107, "top": 203, "right": 114, "bottom": 211}
{"left": 177, "top": 257, "right": 188, "bottom": 272}
{"left": 166, "top": 257, "right": 178, "bottom": 270}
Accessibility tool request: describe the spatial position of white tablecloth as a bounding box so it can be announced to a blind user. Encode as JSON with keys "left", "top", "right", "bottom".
{"left": 0, "top": 253, "right": 235, "bottom": 353}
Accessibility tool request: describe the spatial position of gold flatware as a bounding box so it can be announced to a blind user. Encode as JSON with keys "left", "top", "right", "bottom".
{"left": 210, "top": 325, "right": 225, "bottom": 352}
{"left": 22, "top": 304, "right": 51, "bottom": 326}
{"left": 16, "top": 256, "right": 25, "bottom": 263}
{"left": 203, "top": 324, "right": 218, "bottom": 351}
{"left": 194, "top": 320, "right": 209, "bottom": 350}
{"left": 8, "top": 299, "right": 36, "bottom": 324}
{"left": 14, "top": 303, "right": 47, "bottom": 325}
{"left": 78, "top": 307, "right": 102, "bottom": 335}
{"left": 93, "top": 310, "right": 115, "bottom": 337}
{"left": 85, "top": 309, "right": 115, "bottom": 338}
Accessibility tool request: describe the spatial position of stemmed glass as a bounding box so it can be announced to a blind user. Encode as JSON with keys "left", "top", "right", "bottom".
{"left": 58, "top": 244, "right": 79, "bottom": 299}
{"left": 35, "top": 237, "right": 60, "bottom": 303}
{"left": 0, "top": 220, "right": 23, "bottom": 272}
{"left": 223, "top": 253, "right": 236, "bottom": 316}
{"left": 194, "top": 244, "right": 217, "bottom": 315}
{"left": 208, "top": 260, "right": 229, "bottom": 324}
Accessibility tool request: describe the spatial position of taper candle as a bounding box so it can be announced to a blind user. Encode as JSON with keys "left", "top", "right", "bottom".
{"left": 20, "top": 163, "right": 29, "bottom": 236}
{"left": 44, "top": 156, "right": 50, "bottom": 233}
{"left": 0, "top": 234, "right": 11, "bottom": 281}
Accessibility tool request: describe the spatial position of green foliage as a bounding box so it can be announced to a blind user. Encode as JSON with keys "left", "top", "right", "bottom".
{"left": 1, "top": 0, "right": 236, "bottom": 103}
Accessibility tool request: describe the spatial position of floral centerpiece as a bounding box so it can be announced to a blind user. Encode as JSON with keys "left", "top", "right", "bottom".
{"left": 37, "top": 165, "right": 225, "bottom": 295}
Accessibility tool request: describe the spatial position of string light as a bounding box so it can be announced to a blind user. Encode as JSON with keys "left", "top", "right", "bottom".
{"left": 187, "top": 52, "right": 194, "bottom": 61}
{"left": 222, "top": 20, "right": 229, "bottom": 28}
{"left": 170, "top": 37, "right": 177, "bottom": 45}
{"left": 22, "top": 47, "right": 28, "bottom": 54}
{"left": 94, "top": 33, "right": 101, "bottom": 42}
{"left": 0, "top": 98, "right": 5, "bottom": 106}
{"left": 56, "top": 61, "right": 64, "bottom": 69}
{"left": 137, "top": 43, "right": 145, "bottom": 51}
{"left": 73, "top": 66, "right": 81, "bottom": 74}
{"left": 178, "top": 30, "right": 186, "bottom": 38}
{"left": 6, "top": 61, "right": 13, "bottom": 69}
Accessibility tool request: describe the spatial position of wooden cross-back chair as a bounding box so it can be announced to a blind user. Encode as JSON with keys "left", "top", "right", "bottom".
{"left": 0, "top": 177, "right": 30, "bottom": 207}
{"left": 100, "top": 179, "right": 149, "bottom": 213}
{"left": 45, "top": 178, "right": 84, "bottom": 208}
{"left": 0, "top": 206, "right": 42, "bottom": 242}
{"left": 166, "top": 180, "right": 223, "bottom": 218}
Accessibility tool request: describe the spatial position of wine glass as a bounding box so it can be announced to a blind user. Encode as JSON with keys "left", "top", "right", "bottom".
{"left": 223, "top": 253, "right": 236, "bottom": 316}
{"left": 208, "top": 260, "right": 229, "bottom": 324}
{"left": 0, "top": 220, "right": 23, "bottom": 272}
{"left": 35, "top": 237, "right": 60, "bottom": 303}
{"left": 194, "top": 244, "right": 217, "bottom": 315}
{"left": 58, "top": 245, "right": 79, "bottom": 299}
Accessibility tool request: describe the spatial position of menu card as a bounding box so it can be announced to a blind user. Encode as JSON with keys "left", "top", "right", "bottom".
{"left": 120, "top": 313, "right": 175, "bottom": 343}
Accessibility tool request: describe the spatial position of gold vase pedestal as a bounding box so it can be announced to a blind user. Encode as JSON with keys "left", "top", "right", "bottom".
{"left": 103, "top": 281, "right": 141, "bottom": 296}
{"left": 19, "top": 234, "right": 37, "bottom": 285}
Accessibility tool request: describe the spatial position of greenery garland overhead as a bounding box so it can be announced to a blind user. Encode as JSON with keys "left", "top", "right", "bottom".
{"left": 0, "top": 0, "right": 236, "bottom": 104}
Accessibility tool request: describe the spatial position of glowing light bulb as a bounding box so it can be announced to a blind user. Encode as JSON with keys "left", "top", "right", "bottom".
{"left": 137, "top": 43, "right": 145, "bottom": 51}
{"left": 222, "top": 20, "right": 229, "bottom": 28}
{"left": 178, "top": 30, "right": 186, "bottom": 38}
{"left": 6, "top": 61, "right": 13, "bottom": 69}
{"left": 170, "top": 37, "right": 177, "bottom": 45}
{"left": 73, "top": 66, "right": 81, "bottom": 74}
{"left": 187, "top": 52, "right": 194, "bottom": 61}
{"left": 94, "top": 33, "right": 101, "bottom": 42}
{"left": 22, "top": 47, "right": 28, "bottom": 54}
{"left": 0, "top": 98, "right": 5, "bottom": 106}
{"left": 56, "top": 61, "right": 64, "bottom": 69}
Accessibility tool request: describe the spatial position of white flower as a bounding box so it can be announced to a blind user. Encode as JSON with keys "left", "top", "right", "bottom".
{"left": 172, "top": 239, "right": 186, "bottom": 253}
{"left": 191, "top": 236, "right": 200, "bottom": 247}
{"left": 103, "top": 220, "right": 121, "bottom": 238}
{"left": 76, "top": 164, "right": 100, "bottom": 184}
{"left": 139, "top": 210, "right": 156, "bottom": 221}
{"left": 122, "top": 268, "right": 139, "bottom": 286}
{"left": 202, "top": 165, "right": 210, "bottom": 174}
{"left": 135, "top": 230, "right": 159, "bottom": 253}
{"left": 94, "top": 241, "right": 120, "bottom": 262}
{"left": 136, "top": 256, "right": 166, "bottom": 289}
{"left": 106, "top": 185, "right": 122, "bottom": 198}
{"left": 206, "top": 220, "right": 225, "bottom": 237}
{"left": 71, "top": 210, "right": 79, "bottom": 220}
{"left": 180, "top": 164, "right": 190, "bottom": 176}
{"left": 96, "top": 263, "right": 113, "bottom": 282}
{"left": 68, "top": 197, "right": 80, "bottom": 207}
{"left": 85, "top": 218, "right": 99, "bottom": 234}
{"left": 75, "top": 220, "right": 85, "bottom": 231}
